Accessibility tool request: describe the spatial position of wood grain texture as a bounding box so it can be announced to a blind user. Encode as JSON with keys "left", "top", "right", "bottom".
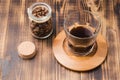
{"left": 0, "top": 0, "right": 120, "bottom": 80}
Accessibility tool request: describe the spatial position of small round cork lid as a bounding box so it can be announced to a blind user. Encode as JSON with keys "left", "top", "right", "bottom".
{"left": 17, "top": 41, "right": 36, "bottom": 59}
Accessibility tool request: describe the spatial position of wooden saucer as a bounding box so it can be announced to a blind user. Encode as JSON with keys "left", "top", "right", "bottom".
{"left": 53, "top": 30, "right": 107, "bottom": 71}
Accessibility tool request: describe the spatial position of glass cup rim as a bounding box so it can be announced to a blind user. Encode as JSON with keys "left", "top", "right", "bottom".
{"left": 64, "top": 10, "right": 101, "bottom": 40}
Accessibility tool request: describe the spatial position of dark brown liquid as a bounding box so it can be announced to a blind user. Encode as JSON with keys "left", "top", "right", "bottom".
{"left": 70, "top": 26, "right": 93, "bottom": 38}
{"left": 69, "top": 26, "right": 94, "bottom": 55}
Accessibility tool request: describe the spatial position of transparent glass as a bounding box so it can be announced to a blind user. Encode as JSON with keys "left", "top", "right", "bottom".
{"left": 64, "top": 10, "right": 100, "bottom": 56}
{"left": 27, "top": 2, "right": 53, "bottom": 39}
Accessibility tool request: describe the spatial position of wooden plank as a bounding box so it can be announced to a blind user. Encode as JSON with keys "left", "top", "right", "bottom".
{"left": 0, "top": 0, "right": 10, "bottom": 59}
{"left": 1, "top": 0, "right": 23, "bottom": 79}
{"left": 114, "top": 0, "right": 120, "bottom": 79}
{"left": 0, "top": 0, "right": 10, "bottom": 80}
{"left": 105, "top": 0, "right": 120, "bottom": 80}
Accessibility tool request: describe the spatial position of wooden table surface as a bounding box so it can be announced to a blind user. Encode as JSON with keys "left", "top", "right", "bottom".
{"left": 0, "top": 0, "right": 120, "bottom": 80}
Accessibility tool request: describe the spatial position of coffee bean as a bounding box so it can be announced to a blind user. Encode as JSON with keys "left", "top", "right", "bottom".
{"left": 32, "top": 6, "right": 49, "bottom": 18}
{"left": 41, "top": 7, "right": 45, "bottom": 11}
{"left": 30, "top": 18, "right": 52, "bottom": 37}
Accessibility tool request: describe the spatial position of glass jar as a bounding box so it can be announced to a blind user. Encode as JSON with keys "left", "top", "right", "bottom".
{"left": 27, "top": 2, "right": 53, "bottom": 39}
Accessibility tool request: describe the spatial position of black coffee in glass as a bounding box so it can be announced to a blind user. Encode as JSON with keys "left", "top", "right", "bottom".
{"left": 70, "top": 26, "right": 93, "bottom": 38}
{"left": 64, "top": 10, "right": 100, "bottom": 56}
{"left": 68, "top": 26, "right": 94, "bottom": 54}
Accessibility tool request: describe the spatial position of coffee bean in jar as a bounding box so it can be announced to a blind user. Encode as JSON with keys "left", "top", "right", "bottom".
{"left": 27, "top": 2, "right": 53, "bottom": 39}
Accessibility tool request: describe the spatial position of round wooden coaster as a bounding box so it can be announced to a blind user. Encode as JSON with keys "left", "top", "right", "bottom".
{"left": 53, "top": 30, "right": 107, "bottom": 71}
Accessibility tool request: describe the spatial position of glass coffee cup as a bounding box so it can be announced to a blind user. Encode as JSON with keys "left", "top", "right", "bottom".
{"left": 64, "top": 10, "right": 100, "bottom": 56}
